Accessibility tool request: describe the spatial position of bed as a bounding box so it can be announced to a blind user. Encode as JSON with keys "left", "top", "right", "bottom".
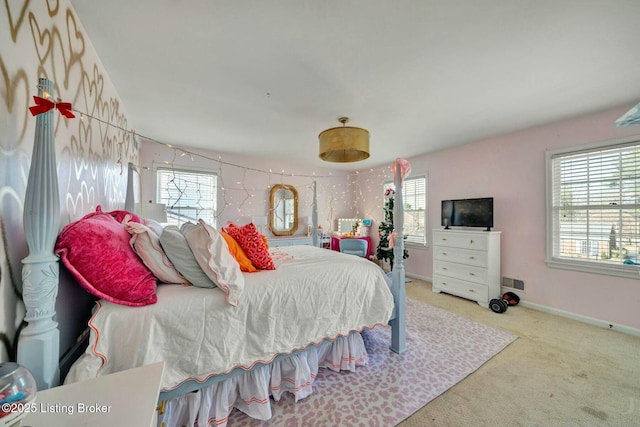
{"left": 66, "top": 244, "right": 394, "bottom": 424}
{"left": 17, "top": 78, "right": 409, "bottom": 426}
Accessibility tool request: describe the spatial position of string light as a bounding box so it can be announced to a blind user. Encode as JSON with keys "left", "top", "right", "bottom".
{"left": 71, "top": 100, "right": 338, "bottom": 179}
{"left": 32, "top": 86, "right": 342, "bottom": 179}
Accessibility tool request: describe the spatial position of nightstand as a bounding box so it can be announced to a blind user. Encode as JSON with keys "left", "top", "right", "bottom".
{"left": 22, "top": 362, "right": 164, "bottom": 427}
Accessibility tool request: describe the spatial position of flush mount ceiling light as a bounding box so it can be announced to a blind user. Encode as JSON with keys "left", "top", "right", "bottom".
{"left": 318, "top": 117, "right": 370, "bottom": 163}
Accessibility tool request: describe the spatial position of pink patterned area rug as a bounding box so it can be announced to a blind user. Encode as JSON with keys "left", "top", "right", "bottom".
{"left": 227, "top": 298, "right": 517, "bottom": 426}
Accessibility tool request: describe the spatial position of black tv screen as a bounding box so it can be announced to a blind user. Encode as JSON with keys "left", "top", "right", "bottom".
{"left": 441, "top": 197, "right": 493, "bottom": 230}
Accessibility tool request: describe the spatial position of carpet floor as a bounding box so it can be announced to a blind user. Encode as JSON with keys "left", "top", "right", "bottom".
{"left": 227, "top": 298, "right": 517, "bottom": 426}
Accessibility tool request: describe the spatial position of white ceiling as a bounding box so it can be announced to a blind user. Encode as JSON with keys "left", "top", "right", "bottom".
{"left": 70, "top": 0, "right": 640, "bottom": 171}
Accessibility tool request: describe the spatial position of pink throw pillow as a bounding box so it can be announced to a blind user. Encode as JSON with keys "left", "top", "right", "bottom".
{"left": 105, "top": 208, "right": 143, "bottom": 224}
{"left": 55, "top": 207, "right": 157, "bottom": 306}
{"left": 223, "top": 222, "right": 275, "bottom": 270}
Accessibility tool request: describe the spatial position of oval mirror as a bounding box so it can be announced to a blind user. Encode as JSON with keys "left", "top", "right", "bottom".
{"left": 269, "top": 184, "right": 298, "bottom": 236}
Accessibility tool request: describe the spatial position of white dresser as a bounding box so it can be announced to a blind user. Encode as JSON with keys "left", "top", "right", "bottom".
{"left": 432, "top": 228, "right": 501, "bottom": 308}
{"left": 267, "top": 236, "right": 314, "bottom": 248}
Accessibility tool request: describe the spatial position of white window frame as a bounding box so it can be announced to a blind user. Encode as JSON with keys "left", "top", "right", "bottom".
{"left": 545, "top": 136, "right": 640, "bottom": 279}
{"left": 155, "top": 166, "right": 218, "bottom": 227}
{"left": 384, "top": 175, "right": 427, "bottom": 247}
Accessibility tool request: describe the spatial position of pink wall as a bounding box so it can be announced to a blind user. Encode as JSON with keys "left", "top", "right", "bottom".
{"left": 139, "top": 105, "right": 640, "bottom": 330}
{"left": 360, "top": 105, "right": 640, "bottom": 329}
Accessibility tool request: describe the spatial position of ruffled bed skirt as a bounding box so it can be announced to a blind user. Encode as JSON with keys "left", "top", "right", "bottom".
{"left": 158, "top": 331, "right": 368, "bottom": 427}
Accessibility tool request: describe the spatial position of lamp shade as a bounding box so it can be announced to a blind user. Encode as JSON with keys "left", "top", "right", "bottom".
{"left": 136, "top": 202, "right": 167, "bottom": 223}
{"left": 319, "top": 117, "right": 370, "bottom": 163}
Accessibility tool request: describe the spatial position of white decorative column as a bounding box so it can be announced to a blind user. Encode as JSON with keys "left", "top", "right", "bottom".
{"left": 18, "top": 78, "right": 61, "bottom": 389}
{"left": 389, "top": 159, "right": 407, "bottom": 354}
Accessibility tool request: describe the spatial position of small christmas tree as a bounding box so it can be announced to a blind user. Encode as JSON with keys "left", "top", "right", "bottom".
{"left": 376, "top": 188, "right": 409, "bottom": 270}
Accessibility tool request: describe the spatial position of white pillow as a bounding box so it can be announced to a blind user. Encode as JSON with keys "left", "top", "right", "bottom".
{"left": 125, "top": 221, "right": 189, "bottom": 285}
{"left": 183, "top": 219, "right": 244, "bottom": 306}
{"left": 143, "top": 218, "right": 164, "bottom": 236}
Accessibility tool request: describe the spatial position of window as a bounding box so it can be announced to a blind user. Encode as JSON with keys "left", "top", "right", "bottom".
{"left": 384, "top": 175, "right": 427, "bottom": 246}
{"left": 546, "top": 137, "right": 640, "bottom": 278}
{"left": 578, "top": 240, "right": 599, "bottom": 257}
{"left": 156, "top": 167, "right": 218, "bottom": 227}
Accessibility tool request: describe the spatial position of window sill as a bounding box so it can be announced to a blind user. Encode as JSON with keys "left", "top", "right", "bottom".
{"left": 405, "top": 241, "right": 428, "bottom": 250}
{"left": 546, "top": 258, "right": 640, "bottom": 280}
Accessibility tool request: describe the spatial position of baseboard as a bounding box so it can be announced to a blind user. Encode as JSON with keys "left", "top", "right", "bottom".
{"left": 406, "top": 273, "right": 432, "bottom": 283}
{"left": 406, "top": 275, "right": 640, "bottom": 337}
{"left": 520, "top": 301, "right": 640, "bottom": 337}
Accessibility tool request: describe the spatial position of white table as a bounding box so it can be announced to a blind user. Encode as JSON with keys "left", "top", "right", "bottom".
{"left": 22, "top": 362, "right": 164, "bottom": 427}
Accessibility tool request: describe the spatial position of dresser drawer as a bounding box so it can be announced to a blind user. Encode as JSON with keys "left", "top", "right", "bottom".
{"left": 434, "top": 260, "right": 487, "bottom": 284}
{"left": 433, "top": 275, "right": 489, "bottom": 302}
{"left": 433, "top": 231, "right": 488, "bottom": 251}
{"left": 434, "top": 246, "right": 488, "bottom": 268}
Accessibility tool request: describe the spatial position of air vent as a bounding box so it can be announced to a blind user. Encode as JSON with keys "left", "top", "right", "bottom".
{"left": 513, "top": 279, "right": 525, "bottom": 290}
{"left": 502, "top": 276, "right": 525, "bottom": 292}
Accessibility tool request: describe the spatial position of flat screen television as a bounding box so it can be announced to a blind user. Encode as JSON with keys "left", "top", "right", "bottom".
{"left": 441, "top": 197, "right": 494, "bottom": 231}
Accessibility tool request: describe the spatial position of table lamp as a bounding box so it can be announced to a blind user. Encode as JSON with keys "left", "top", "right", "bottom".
{"left": 135, "top": 202, "right": 168, "bottom": 223}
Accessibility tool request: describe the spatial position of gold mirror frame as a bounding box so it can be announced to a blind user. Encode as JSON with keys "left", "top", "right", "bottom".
{"left": 269, "top": 184, "right": 298, "bottom": 236}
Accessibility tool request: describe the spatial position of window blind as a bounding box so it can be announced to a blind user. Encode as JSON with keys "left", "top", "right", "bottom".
{"left": 156, "top": 168, "right": 218, "bottom": 227}
{"left": 550, "top": 141, "right": 640, "bottom": 265}
{"left": 384, "top": 176, "right": 427, "bottom": 245}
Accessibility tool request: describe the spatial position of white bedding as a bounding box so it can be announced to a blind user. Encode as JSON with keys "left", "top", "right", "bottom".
{"left": 66, "top": 245, "right": 394, "bottom": 392}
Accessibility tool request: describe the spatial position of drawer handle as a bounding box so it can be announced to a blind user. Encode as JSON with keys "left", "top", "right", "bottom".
{"left": 442, "top": 252, "right": 448, "bottom": 256}
{"left": 469, "top": 256, "right": 475, "bottom": 260}
{"left": 441, "top": 238, "right": 447, "bottom": 241}
{"left": 442, "top": 267, "right": 448, "bottom": 270}
{"left": 469, "top": 272, "right": 475, "bottom": 276}
{"left": 468, "top": 289, "right": 475, "bottom": 293}
{"left": 470, "top": 239, "right": 474, "bottom": 244}
{"left": 441, "top": 282, "right": 448, "bottom": 286}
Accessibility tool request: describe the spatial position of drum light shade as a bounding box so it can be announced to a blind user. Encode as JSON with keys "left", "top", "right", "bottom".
{"left": 319, "top": 117, "right": 370, "bottom": 162}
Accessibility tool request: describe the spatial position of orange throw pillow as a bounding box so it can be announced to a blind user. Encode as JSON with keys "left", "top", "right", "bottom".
{"left": 221, "top": 231, "right": 258, "bottom": 273}
{"left": 223, "top": 222, "right": 275, "bottom": 270}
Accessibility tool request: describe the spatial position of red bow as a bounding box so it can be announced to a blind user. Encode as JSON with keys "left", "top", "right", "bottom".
{"left": 29, "top": 96, "right": 76, "bottom": 119}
